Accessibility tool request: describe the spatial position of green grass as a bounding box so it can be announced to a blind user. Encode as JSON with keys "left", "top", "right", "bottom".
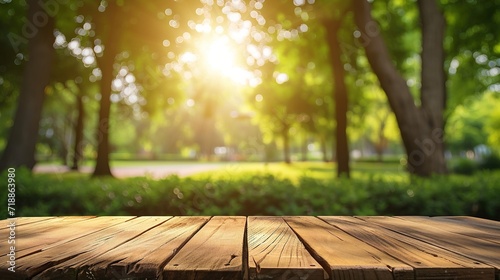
{"left": 36, "top": 160, "right": 226, "bottom": 168}
{"left": 190, "top": 162, "right": 334, "bottom": 182}
{"left": 110, "top": 161, "right": 225, "bottom": 168}
{"left": 191, "top": 161, "right": 406, "bottom": 183}
{"left": 33, "top": 161, "right": 404, "bottom": 183}
{"left": 36, "top": 160, "right": 407, "bottom": 182}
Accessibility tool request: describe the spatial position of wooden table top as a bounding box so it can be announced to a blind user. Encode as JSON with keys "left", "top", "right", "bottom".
{"left": 1, "top": 216, "right": 499, "bottom": 279}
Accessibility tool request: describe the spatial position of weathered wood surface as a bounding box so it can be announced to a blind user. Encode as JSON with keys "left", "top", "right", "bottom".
{"left": 163, "top": 216, "right": 246, "bottom": 279}
{"left": 320, "top": 216, "right": 493, "bottom": 279}
{"left": 358, "top": 217, "right": 500, "bottom": 272}
{"left": 247, "top": 216, "right": 325, "bottom": 279}
{"left": 0, "top": 216, "right": 498, "bottom": 279}
{"left": 284, "top": 216, "right": 414, "bottom": 280}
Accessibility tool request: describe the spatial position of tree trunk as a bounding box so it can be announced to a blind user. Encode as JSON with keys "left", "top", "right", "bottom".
{"left": 375, "top": 114, "right": 389, "bottom": 162}
{"left": 301, "top": 132, "right": 307, "bottom": 162}
{"left": 320, "top": 135, "right": 329, "bottom": 162}
{"left": 417, "top": 0, "right": 448, "bottom": 174}
{"left": 59, "top": 139, "right": 68, "bottom": 166}
{"left": 353, "top": 0, "right": 447, "bottom": 176}
{"left": 92, "top": 2, "right": 119, "bottom": 177}
{"left": 324, "top": 19, "right": 350, "bottom": 178}
{"left": 282, "top": 125, "right": 291, "bottom": 164}
{"left": 71, "top": 91, "right": 85, "bottom": 171}
{"left": 92, "top": 53, "right": 116, "bottom": 176}
{"left": 0, "top": 0, "right": 54, "bottom": 171}
{"left": 199, "top": 116, "right": 216, "bottom": 160}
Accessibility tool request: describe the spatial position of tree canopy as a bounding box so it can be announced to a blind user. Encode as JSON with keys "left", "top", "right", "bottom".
{"left": 1, "top": 0, "right": 499, "bottom": 177}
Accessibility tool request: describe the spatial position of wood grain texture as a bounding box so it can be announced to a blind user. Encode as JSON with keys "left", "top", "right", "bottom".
{"left": 24, "top": 216, "right": 166, "bottom": 279}
{"left": 0, "top": 216, "right": 94, "bottom": 256}
{"left": 102, "top": 216, "right": 209, "bottom": 279}
{"left": 1, "top": 217, "right": 58, "bottom": 229}
{"left": 163, "top": 216, "right": 247, "bottom": 280}
{"left": 398, "top": 216, "right": 500, "bottom": 245}
{"left": 284, "top": 216, "right": 413, "bottom": 280}
{"left": 1, "top": 216, "right": 498, "bottom": 280}
{"left": 358, "top": 216, "right": 500, "bottom": 278}
{"left": 7, "top": 216, "right": 97, "bottom": 252}
{"left": 320, "top": 216, "right": 494, "bottom": 279}
{"left": 0, "top": 216, "right": 129, "bottom": 279}
{"left": 437, "top": 216, "right": 500, "bottom": 237}
{"left": 247, "top": 216, "right": 326, "bottom": 280}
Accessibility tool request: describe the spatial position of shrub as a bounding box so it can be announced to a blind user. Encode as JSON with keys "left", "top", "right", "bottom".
{"left": 478, "top": 153, "right": 500, "bottom": 171}
{"left": 1, "top": 169, "right": 499, "bottom": 220}
{"left": 451, "top": 158, "right": 478, "bottom": 175}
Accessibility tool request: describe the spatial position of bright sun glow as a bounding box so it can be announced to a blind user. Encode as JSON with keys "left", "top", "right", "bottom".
{"left": 204, "top": 37, "right": 236, "bottom": 72}
{"left": 167, "top": 2, "right": 277, "bottom": 89}
{"left": 180, "top": 35, "right": 254, "bottom": 85}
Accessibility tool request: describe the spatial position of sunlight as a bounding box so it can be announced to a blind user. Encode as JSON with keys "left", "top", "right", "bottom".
{"left": 168, "top": 5, "right": 275, "bottom": 88}
{"left": 179, "top": 34, "right": 255, "bottom": 85}
{"left": 203, "top": 36, "right": 237, "bottom": 74}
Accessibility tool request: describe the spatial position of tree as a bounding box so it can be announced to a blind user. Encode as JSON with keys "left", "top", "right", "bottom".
{"left": 81, "top": 1, "right": 168, "bottom": 175}
{"left": 353, "top": 0, "right": 447, "bottom": 176}
{"left": 358, "top": 86, "right": 400, "bottom": 161}
{"left": 48, "top": 36, "right": 94, "bottom": 170}
{"left": 300, "top": 0, "right": 370, "bottom": 176}
{"left": 444, "top": 0, "right": 500, "bottom": 110}
{"left": 83, "top": 1, "right": 120, "bottom": 176}
{"left": 249, "top": 24, "right": 332, "bottom": 164}
{"left": 0, "top": 0, "right": 55, "bottom": 171}
{"left": 321, "top": 3, "right": 352, "bottom": 177}
{"left": 447, "top": 92, "right": 500, "bottom": 153}
{"left": 486, "top": 102, "right": 500, "bottom": 153}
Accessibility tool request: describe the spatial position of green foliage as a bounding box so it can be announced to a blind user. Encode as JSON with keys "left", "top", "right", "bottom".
{"left": 446, "top": 92, "right": 500, "bottom": 152}
{"left": 443, "top": 0, "right": 500, "bottom": 107}
{"left": 478, "top": 153, "right": 500, "bottom": 171}
{"left": 2, "top": 0, "right": 498, "bottom": 176}
{"left": 372, "top": 0, "right": 420, "bottom": 77}
{"left": 485, "top": 101, "right": 500, "bottom": 151}
{"left": 2, "top": 168, "right": 499, "bottom": 220}
{"left": 451, "top": 158, "right": 477, "bottom": 175}
{"left": 450, "top": 153, "right": 500, "bottom": 175}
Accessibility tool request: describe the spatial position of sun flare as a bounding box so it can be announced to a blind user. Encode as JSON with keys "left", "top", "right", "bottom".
{"left": 203, "top": 37, "right": 236, "bottom": 73}
{"left": 178, "top": 34, "right": 254, "bottom": 86}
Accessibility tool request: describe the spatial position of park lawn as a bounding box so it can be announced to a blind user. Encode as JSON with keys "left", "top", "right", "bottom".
{"left": 36, "top": 160, "right": 226, "bottom": 168}
{"left": 32, "top": 160, "right": 405, "bottom": 182}
{"left": 34, "top": 160, "right": 407, "bottom": 183}
{"left": 190, "top": 161, "right": 407, "bottom": 183}
{"left": 109, "top": 161, "right": 226, "bottom": 167}
{"left": 189, "top": 161, "right": 337, "bottom": 182}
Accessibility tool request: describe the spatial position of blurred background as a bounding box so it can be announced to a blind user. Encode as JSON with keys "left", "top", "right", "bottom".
{"left": 0, "top": 0, "right": 499, "bottom": 219}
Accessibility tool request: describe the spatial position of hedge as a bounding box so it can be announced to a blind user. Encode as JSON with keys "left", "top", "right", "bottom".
{"left": 1, "top": 168, "right": 498, "bottom": 220}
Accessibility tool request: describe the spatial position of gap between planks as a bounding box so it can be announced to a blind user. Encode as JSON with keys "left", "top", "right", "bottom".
{"left": 320, "top": 216, "right": 494, "bottom": 280}
{"left": 2, "top": 216, "right": 499, "bottom": 280}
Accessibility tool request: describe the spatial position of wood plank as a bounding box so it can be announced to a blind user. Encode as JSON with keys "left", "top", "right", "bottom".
{"left": 358, "top": 216, "right": 500, "bottom": 278}
{"left": 0, "top": 216, "right": 94, "bottom": 258}
{"left": 437, "top": 216, "right": 500, "bottom": 236}
{"left": 320, "top": 216, "right": 494, "bottom": 279}
{"left": 78, "top": 216, "right": 210, "bottom": 279}
{"left": 163, "top": 216, "right": 246, "bottom": 280}
{"left": 0, "top": 216, "right": 132, "bottom": 279}
{"left": 247, "top": 216, "right": 326, "bottom": 280}
{"left": 2, "top": 215, "right": 497, "bottom": 280}
{"left": 16, "top": 216, "right": 166, "bottom": 279}
{"left": 399, "top": 216, "right": 500, "bottom": 245}
{"left": 0, "top": 216, "right": 96, "bottom": 245}
{"left": 0, "top": 217, "right": 58, "bottom": 229}
{"left": 3, "top": 216, "right": 127, "bottom": 255}
{"left": 284, "top": 216, "right": 414, "bottom": 280}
